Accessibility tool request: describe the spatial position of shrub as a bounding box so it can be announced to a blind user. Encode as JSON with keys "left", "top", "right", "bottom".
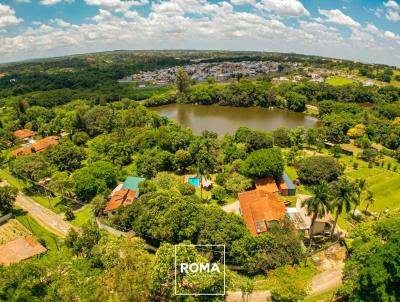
{"left": 64, "top": 208, "right": 75, "bottom": 221}
{"left": 178, "top": 183, "right": 196, "bottom": 196}
{"left": 211, "top": 186, "right": 227, "bottom": 204}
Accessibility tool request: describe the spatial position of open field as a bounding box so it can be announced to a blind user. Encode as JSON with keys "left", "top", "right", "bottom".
{"left": 326, "top": 77, "right": 355, "bottom": 86}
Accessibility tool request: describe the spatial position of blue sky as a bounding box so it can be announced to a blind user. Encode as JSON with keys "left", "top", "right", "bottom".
{"left": 0, "top": 0, "right": 399, "bottom": 65}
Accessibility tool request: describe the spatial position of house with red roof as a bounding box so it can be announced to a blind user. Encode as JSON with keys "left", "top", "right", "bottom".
{"left": 238, "top": 189, "right": 286, "bottom": 236}
{"left": 11, "top": 136, "right": 59, "bottom": 157}
{"left": 104, "top": 189, "right": 136, "bottom": 215}
{"left": 13, "top": 129, "right": 36, "bottom": 141}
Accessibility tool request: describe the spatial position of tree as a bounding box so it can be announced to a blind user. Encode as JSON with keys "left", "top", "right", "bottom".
{"left": 272, "top": 128, "right": 292, "bottom": 147}
{"left": 302, "top": 181, "right": 331, "bottom": 243}
{"left": 0, "top": 186, "right": 18, "bottom": 215}
{"left": 353, "top": 178, "right": 367, "bottom": 215}
{"left": 329, "top": 144, "right": 342, "bottom": 158}
{"left": 211, "top": 186, "right": 227, "bottom": 204}
{"left": 224, "top": 172, "right": 252, "bottom": 195}
{"left": 175, "top": 67, "right": 191, "bottom": 94}
{"left": 364, "top": 190, "right": 375, "bottom": 213}
{"left": 285, "top": 92, "right": 306, "bottom": 112}
{"left": 45, "top": 140, "right": 86, "bottom": 171}
{"left": 341, "top": 213, "right": 400, "bottom": 301}
{"left": 245, "top": 130, "right": 273, "bottom": 152}
{"left": 297, "top": 156, "right": 343, "bottom": 185}
{"left": 72, "top": 131, "right": 90, "bottom": 146}
{"left": 241, "top": 148, "right": 284, "bottom": 179}
{"left": 10, "top": 154, "right": 54, "bottom": 181}
{"left": 330, "top": 178, "right": 356, "bottom": 237}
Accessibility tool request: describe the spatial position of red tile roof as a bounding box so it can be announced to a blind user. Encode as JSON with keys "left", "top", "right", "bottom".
{"left": 11, "top": 136, "right": 59, "bottom": 157}
{"left": 254, "top": 177, "right": 280, "bottom": 193}
{"left": 239, "top": 189, "right": 286, "bottom": 236}
{"left": 104, "top": 189, "right": 136, "bottom": 213}
{"left": 13, "top": 129, "right": 36, "bottom": 139}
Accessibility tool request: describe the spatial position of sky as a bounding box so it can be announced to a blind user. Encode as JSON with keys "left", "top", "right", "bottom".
{"left": 0, "top": 0, "right": 399, "bottom": 65}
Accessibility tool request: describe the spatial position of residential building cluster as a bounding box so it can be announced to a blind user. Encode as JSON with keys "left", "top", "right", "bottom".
{"left": 119, "top": 61, "right": 281, "bottom": 85}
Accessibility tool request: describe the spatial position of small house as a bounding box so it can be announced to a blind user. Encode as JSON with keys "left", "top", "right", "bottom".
{"left": 120, "top": 176, "right": 145, "bottom": 198}
{"left": 13, "top": 129, "right": 36, "bottom": 144}
{"left": 279, "top": 172, "right": 296, "bottom": 196}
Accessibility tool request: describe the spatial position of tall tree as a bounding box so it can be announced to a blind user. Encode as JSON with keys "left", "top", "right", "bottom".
{"left": 364, "top": 190, "right": 375, "bottom": 213}
{"left": 353, "top": 178, "right": 367, "bottom": 215}
{"left": 175, "top": 67, "right": 191, "bottom": 94}
{"left": 0, "top": 186, "right": 18, "bottom": 215}
{"left": 302, "top": 181, "right": 331, "bottom": 245}
{"left": 330, "top": 178, "right": 356, "bottom": 237}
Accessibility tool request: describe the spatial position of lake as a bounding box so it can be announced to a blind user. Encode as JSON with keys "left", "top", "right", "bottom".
{"left": 150, "top": 103, "right": 319, "bottom": 136}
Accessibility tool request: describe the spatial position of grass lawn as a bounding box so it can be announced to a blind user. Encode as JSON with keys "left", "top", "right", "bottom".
{"left": 0, "top": 169, "right": 23, "bottom": 190}
{"left": 71, "top": 204, "right": 93, "bottom": 227}
{"left": 126, "top": 84, "right": 172, "bottom": 100}
{"left": 347, "top": 167, "right": 400, "bottom": 211}
{"left": 14, "top": 209, "right": 61, "bottom": 251}
{"left": 326, "top": 77, "right": 355, "bottom": 86}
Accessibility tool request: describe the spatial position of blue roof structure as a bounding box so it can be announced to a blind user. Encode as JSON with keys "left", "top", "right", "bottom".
{"left": 121, "top": 176, "right": 145, "bottom": 197}
{"left": 281, "top": 172, "right": 295, "bottom": 190}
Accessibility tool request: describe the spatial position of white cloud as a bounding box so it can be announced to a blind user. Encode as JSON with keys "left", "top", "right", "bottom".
{"left": 230, "top": 0, "right": 255, "bottom": 5}
{"left": 14, "top": 0, "right": 31, "bottom": 3}
{"left": 40, "top": 0, "right": 74, "bottom": 5}
{"left": 384, "top": 0, "right": 400, "bottom": 22}
{"left": 0, "top": 1, "right": 399, "bottom": 66}
{"left": 0, "top": 3, "right": 23, "bottom": 29}
{"left": 255, "top": 0, "right": 310, "bottom": 17}
{"left": 318, "top": 8, "right": 360, "bottom": 27}
{"left": 84, "top": 0, "right": 148, "bottom": 12}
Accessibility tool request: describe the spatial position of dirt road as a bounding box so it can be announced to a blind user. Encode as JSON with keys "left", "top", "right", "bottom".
{"left": 310, "top": 262, "right": 344, "bottom": 295}
{"left": 1, "top": 179, "right": 72, "bottom": 237}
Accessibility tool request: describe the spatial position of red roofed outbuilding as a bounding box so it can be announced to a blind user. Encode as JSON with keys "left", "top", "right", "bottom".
{"left": 13, "top": 129, "right": 36, "bottom": 140}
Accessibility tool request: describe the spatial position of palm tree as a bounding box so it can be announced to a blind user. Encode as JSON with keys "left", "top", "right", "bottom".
{"left": 364, "top": 190, "right": 375, "bottom": 213}
{"left": 330, "top": 178, "right": 357, "bottom": 237}
{"left": 302, "top": 181, "right": 331, "bottom": 245}
{"left": 353, "top": 178, "right": 367, "bottom": 215}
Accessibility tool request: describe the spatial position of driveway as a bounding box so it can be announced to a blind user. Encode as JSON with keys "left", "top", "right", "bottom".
{"left": 2, "top": 179, "right": 73, "bottom": 237}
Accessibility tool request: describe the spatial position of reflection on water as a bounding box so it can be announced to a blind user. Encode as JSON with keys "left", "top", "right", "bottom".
{"left": 151, "top": 103, "right": 320, "bottom": 136}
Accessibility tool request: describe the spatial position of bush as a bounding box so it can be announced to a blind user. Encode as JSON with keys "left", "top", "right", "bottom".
{"left": 178, "top": 183, "right": 195, "bottom": 196}
{"left": 296, "top": 156, "right": 343, "bottom": 184}
{"left": 211, "top": 186, "right": 227, "bottom": 204}
{"left": 64, "top": 208, "right": 75, "bottom": 221}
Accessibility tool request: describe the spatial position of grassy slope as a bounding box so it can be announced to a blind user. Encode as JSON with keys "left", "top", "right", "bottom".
{"left": 15, "top": 210, "right": 61, "bottom": 251}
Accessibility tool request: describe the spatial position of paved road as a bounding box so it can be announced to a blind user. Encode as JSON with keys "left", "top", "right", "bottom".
{"left": 15, "top": 193, "right": 73, "bottom": 237}
{"left": 1, "top": 179, "right": 72, "bottom": 237}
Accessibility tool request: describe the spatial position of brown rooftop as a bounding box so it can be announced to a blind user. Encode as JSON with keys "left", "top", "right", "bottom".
{"left": 239, "top": 189, "right": 286, "bottom": 236}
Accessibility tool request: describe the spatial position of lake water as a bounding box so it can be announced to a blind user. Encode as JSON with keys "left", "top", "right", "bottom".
{"left": 151, "top": 103, "right": 319, "bottom": 136}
